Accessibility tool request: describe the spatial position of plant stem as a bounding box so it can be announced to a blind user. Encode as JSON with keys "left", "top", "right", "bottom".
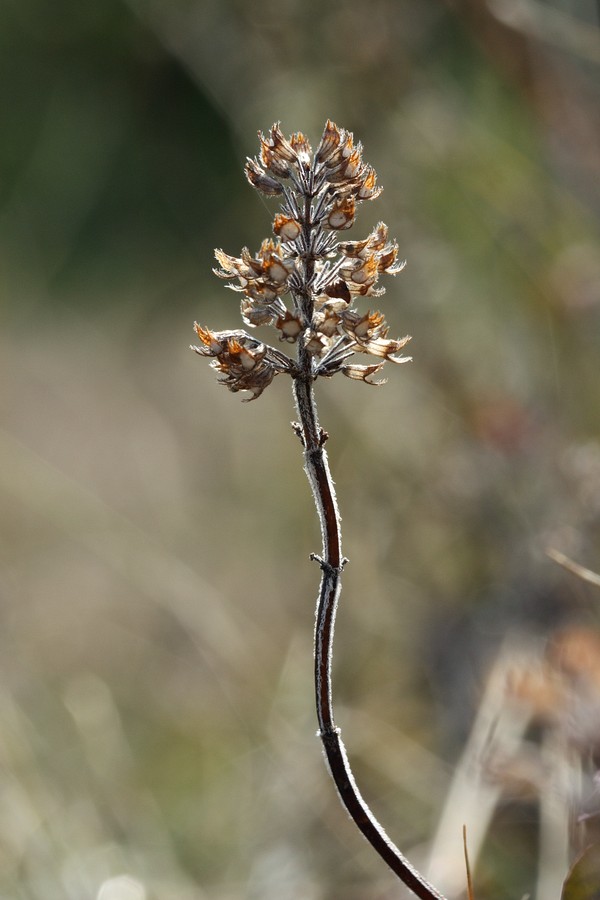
{"left": 292, "top": 371, "right": 448, "bottom": 900}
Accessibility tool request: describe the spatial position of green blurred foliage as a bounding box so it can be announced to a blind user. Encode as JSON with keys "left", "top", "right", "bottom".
{"left": 1, "top": 0, "right": 600, "bottom": 898}
{"left": 562, "top": 844, "right": 600, "bottom": 900}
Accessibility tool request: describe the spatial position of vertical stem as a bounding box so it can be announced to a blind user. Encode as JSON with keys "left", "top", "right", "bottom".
{"left": 293, "top": 373, "right": 447, "bottom": 900}
{"left": 293, "top": 371, "right": 340, "bottom": 737}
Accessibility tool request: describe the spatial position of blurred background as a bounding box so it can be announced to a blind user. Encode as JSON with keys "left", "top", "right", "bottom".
{"left": 1, "top": 0, "right": 600, "bottom": 898}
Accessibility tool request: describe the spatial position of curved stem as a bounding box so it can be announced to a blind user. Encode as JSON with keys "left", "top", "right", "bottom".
{"left": 293, "top": 373, "right": 447, "bottom": 900}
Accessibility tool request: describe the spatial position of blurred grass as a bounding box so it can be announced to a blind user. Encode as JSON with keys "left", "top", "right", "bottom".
{"left": 1, "top": 0, "right": 600, "bottom": 897}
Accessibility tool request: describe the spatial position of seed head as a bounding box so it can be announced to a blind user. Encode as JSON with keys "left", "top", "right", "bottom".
{"left": 193, "top": 122, "right": 411, "bottom": 400}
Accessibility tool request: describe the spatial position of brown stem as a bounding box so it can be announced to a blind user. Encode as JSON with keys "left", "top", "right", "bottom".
{"left": 292, "top": 372, "right": 447, "bottom": 900}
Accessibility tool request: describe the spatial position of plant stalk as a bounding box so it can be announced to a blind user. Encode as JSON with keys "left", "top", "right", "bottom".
{"left": 292, "top": 373, "right": 447, "bottom": 900}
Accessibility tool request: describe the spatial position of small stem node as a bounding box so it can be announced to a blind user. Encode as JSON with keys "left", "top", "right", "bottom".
{"left": 291, "top": 421, "right": 305, "bottom": 445}
{"left": 309, "top": 553, "right": 347, "bottom": 575}
{"left": 318, "top": 725, "right": 341, "bottom": 745}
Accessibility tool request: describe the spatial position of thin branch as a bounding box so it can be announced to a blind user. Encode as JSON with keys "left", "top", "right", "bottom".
{"left": 463, "top": 825, "right": 475, "bottom": 900}
{"left": 546, "top": 546, "right": 600, "bottom": 590}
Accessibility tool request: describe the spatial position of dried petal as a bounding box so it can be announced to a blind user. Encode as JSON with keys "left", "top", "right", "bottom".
{"left": 305, "top": 331, "right": 327, "bottom": 356}
{"left": 338, "top": 236, "right": 371, "bottom": 259}
{"left": 213, "top": 248, "right": 246, "bottom": 280}
{"left": 357, "top": 165, "right": 383, "bottom": 200}
{"left": 326, "top": 129, "right": 355, "bottom": 169}
{"left": 241, "top": 299, "right": 277, "bottom": 327}
{"left": 259, "top": 128, "right": 294, "bottom": 178}
{"left": 266, "top": 124, "right": 297, "bottom": 162}
{"left": 315, "top": 119, "right": 342, "bottom": 164}
{"left": 244, "top": 158, "right": 284, "bottom": 195}
{"left": 346, "top": 255, "right": 379, "bottom": 288}
{"left": 342, "top": 362, "right": 387, "bottom": 384}
{"left": 313, "top": 308, "right": 341, "bottom": 338}
{"left": 342, "top": 148, "right": 363, "bottom": 180}
{"left": 326, "top": 195, "right": 356, "bottom": 230}
{"left": 379, "top": 245, "right": 406, "bottom": 276}
{"left": 226, "top": 338, "right": 257, "bottom": 370}
{"left": 244, "top": 282, "right": 280, "bottom": 303}
{"left": 193, "top": 323, "right": 222, "bottom": 355}
{"left": 273, "top": 214, "right": 302, "bottom": 241}
{"left": 290, "top": 131, "right": 312, "bottom": 165}
{"left": 324, "top": 279, "right": 351, "bottom": 303}
{"left": 275, "top": 310, "right": 303, "bottom": 343}
{"left": 358, "top": 335, "right": 412, "bottom": 361}
{"left": 351, "top": 310, "right": 387, "bottom": 341}
{"left": 367, "top": 222, "right": 389, "bottom": 252}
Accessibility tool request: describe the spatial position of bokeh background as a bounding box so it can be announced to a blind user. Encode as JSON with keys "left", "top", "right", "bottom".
{"left": 1, "top": 1, "right": 600, "bottom": 898}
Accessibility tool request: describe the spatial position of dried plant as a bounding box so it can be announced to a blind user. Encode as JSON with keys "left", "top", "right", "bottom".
{"left": 192, "top": 121, "right": 445, "bottom": 900}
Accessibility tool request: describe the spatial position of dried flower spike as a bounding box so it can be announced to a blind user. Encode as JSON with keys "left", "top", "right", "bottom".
{"left": 191, "top": 124, "right": 445, "bottom": 900}
{"left": 192, "top": 120, "right": 410, "bottom": 401}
